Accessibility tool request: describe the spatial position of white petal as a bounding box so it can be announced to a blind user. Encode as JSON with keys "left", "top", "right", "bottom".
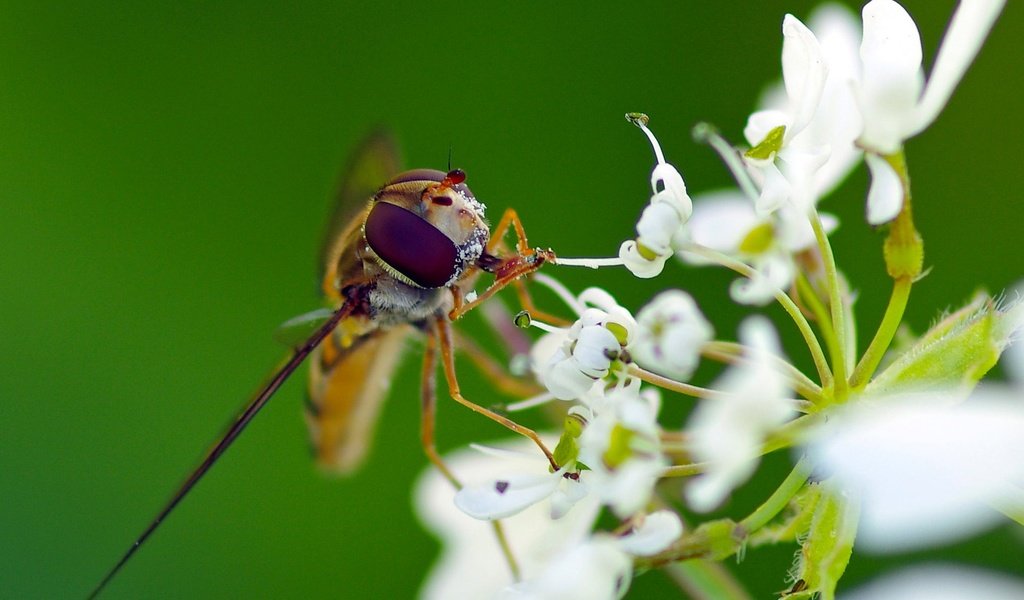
{"left": 573, "top": 326, "right": 619, "bottom": 377}
{"left": 454, "top": 470, "right": 564, "bottom": 520}
{"left": 415, "top": 437, "right": 602, "bottom": 600}
{"left": 744, "top": 108, "right": 790, "bottom": 147}
{"left": 686, "top": 318, "right": 792, "bottom": 511}
{"left": 650, "top": 163, "right": 692, "bottom": 221}
{"left": 865, "top": 152, "right": 903, "bottom": 224}
{"left": 775, "top": 203, "right": 838, "bottom": 251}
{"left": 858, "top": 0, "right": 925, "bottom": 153}
{"left": 840, "top": 564, "right": 1024, "bottom": 600}
{"left": 601, "top": 459, "right": 664, "bottom": 518}
{"left": 530, "top": 329, "right": 570, "bottom": 380}
{"left": 616, "top": 510, "right": 684, "bottom": 556}
{"left": 679, "top": 192, "right": 759, "bottom": 260}
{"left": 804, "top": 5, "right": 864, "bottom": 198}
{"left": 754, "top": 160, "right": 792, "bottom": 215}
{"left": 618, "top": 239, "right": 669, "bottom": 279}
{"left": 782, "top": 14, "right": 827, "bottom": 138}
{"left": 910, "top": 0, "right": 1006, "bottom": 137}
{"left": 632, "top": 289, "right": 714, "bottom": 381}
{"left": 635, "top": 201, "right": 682, "bottom": 255}
{"left": 729, "top": 253, "right": 794, "bottom": 306}
{"left": 507, "top": 539, "right": 632, "bottom": 600}
{"left": 543, "top": 355, "right": 598, "bottom": 400}
{"left": 808, "top": 390, "right": 1024, "bottom": 553}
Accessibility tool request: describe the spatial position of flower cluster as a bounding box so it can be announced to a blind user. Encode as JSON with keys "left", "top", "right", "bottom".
{"left": 415, "top": 2, "right": 1019, "bottom": 599}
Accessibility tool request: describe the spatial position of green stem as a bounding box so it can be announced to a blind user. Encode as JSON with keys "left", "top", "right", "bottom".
{"left": 702, "top": 341, "right": 824, "bottom": 405}
{"left": 739, "top": 457, "right": 812, "bottom": 533}
{"left": 663, "top": 560, "right": 753, "bottom": 600}
{"left": 683, "top": 243, "right": 832, "bottom": 387}
{"left": 809, "top": 211, "right": 848, "bottom": 401}
{"left": 795, "top": 272, "right": 842, "bottom": 384}
{"left": 628, "top": 364, "right": 716, "bottom": 398}
{"left": 849, "top": 277, "right": 912, "bottom": 388}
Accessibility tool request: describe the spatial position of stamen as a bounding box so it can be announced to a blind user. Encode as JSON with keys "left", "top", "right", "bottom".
{"left": 533, "top": 273, "right": 585, "bottom": 313}
{"left": 529, "top": 320, "right": 561, "bottom": 334}
{"left": 626, "top": 112, "right": 666, "bottom": 165}
{"left": 693, "top": 122, "right": 760, "bottom": 203}
{"left": 553, "top": 256, "right": 626, "bottom": 269}
{"left": 506, "top": 392, "right": 557, "bottom": 412}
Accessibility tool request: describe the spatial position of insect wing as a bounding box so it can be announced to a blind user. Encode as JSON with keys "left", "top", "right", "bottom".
{"left": 319, "top": 129, "right": 401, "bottom": 284}
{"left": 306, "top": 324, "right": 412, "bottom": 473}
{"left": 274, "top": 308, "right": 336, "bottom": 348}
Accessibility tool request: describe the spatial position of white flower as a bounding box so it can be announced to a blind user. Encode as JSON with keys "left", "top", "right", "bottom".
{"left": 840, "top": 564, "right": 1024, "bottom": 600}
{"left": 857, "top": 0, "right": 1005, "bottom": 154}
{"left": 454, "top": 442, "right": 588, "bottom": 521}
{"left": 415, "top": 439, "right": 601, "bottom": 600}
{"left": 677, "top": 191, "right": 838, "bottom": 305}
{"left": 686, "top": 317, "right": 794, "bottom": 511}
{"left": 531, "top": 286, "right": 637, "bottom": 401}
{"left": 741, "top": 6, "right": 863, "bottom": 218}
{"left": 579, "top": 387, "right": 666, "bottom": 518}
{"left": 806, "top": 388, "right": 1024, "bottom": 553}
{"left": 498, "top": 510, "right": 683, "bottom": 600}
{"left": 743, "top": 14, "right": 828, "bottom": 215}
{"left": 498, "top": 537, "right": 632, "bottom": 600}
{"left": 857, "top": 0, "right": 1005, "bottom": 223}
{"left": 618, "top": 116, "right": 692, "bottom": 279}
{"left": 631, "top": 290, "right": 714, "bottom": 380}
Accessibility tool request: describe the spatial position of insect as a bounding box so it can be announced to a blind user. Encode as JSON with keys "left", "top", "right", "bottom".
{"left": 88, "top": 133, "right": 557, "bottom": 597}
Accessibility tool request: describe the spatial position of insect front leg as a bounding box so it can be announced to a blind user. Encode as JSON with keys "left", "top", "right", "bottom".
{"left": 434, "top": 317, "right": 558, "bottom": 470}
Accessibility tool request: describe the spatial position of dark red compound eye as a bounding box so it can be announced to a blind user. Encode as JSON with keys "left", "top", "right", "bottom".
{"left": 364, "top": 201, "right": 459, "bottom": 288}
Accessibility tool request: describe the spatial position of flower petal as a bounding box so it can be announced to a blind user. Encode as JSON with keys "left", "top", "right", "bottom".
{"left": 865, "top": 152, "right": 903, "bottom": 225}
{"left": 910, "top": 0, "right": 1006, "bottom": 137}
{"left": 782, "top": 14, "right": 827, "bottom": 138}
{"left": 840, "top": 564, "right": 1024, "bottom": 600}
{"left": 808, "top": 390, "right": 1024, "bottom": 553}
{"left": 858, "top": 0, "right": 925, "bottom": 153}
{"left": 454, "top": 470, "right": 564, "bottom": 520}
{"left": 616, "top": 510, "right": 684, "bottom": 556}
{"left": 618, "top": 239, "right": 669, "bottom": 279}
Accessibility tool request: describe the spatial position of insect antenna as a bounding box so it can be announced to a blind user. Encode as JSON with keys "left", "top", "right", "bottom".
{"left": 87, "top": 304, "right": 352, "bottom": 599}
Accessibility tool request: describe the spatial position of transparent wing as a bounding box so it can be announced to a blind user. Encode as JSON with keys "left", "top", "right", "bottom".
{"left": 305, "top": 324, "right": 413, "bottom": 474}
{"left": 274, "top": 308, "right": 336, "bottom": 348}
{"left": 318, "top": 129, "right": 401, "bottom": 279}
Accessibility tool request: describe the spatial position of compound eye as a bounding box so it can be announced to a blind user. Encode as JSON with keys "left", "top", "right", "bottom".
{"left": 364, "top": 201, "right": 458, "bottom": 288}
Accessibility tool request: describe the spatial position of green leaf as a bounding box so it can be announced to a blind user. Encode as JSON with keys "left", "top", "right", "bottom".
{"left": 790, "top": 485, "right": 857, "bottom": 600}
{"left": 867, "top": 292, "right": 1019, "bottom": 395}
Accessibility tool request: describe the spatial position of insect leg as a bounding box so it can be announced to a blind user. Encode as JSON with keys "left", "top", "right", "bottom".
{"left": 434, "top": 317, "right": 558, "bottom": 470}
{"left": 511, "top": 278, "right": 573, "bottom": 327}
{"left": 486, "top": 207, "right": 531, "bottom": 254}
{"left": 421, "top": 327, "right": 523, "bottom": 579}
{"left": 421, "top": 330, "right": 460, "bottom": 488}
{"left": 453, "top": 329, "right": 543, "bottom": 399}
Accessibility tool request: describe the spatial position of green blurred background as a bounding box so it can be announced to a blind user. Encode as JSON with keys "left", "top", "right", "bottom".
{"left": 2, "top": 1, "right": 1021, "bottom": 598}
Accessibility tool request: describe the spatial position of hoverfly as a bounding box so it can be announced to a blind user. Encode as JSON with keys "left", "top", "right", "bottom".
{"left": 88, "top": 132, "right": 557, "bottom": 597}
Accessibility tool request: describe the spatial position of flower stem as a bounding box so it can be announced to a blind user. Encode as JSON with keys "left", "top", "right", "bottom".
{"left": 661, "top": 462, "right": 708, "bottom": 478}
{"left": 702, "top": 341, "right": 824, "bottom": 404}
{"left": 808, "top": 211, "right": 848, "bottom": 401}
{"left": 628, "top": 364, "right": 715, "bottom": 398}
{"left": 683, "top": 243, "right": 832, "bottom": 387}
{"left": 849, "top": 276, "right": 912, "bottom": 388}
{"left": 663, "top": 560, "right": 753, "bottom": 600}
{"left": 739, "top": 457, "right": 811, "bottom": 533}
{"left": 795, "top": 272, "right": 842, "bottom": 382}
